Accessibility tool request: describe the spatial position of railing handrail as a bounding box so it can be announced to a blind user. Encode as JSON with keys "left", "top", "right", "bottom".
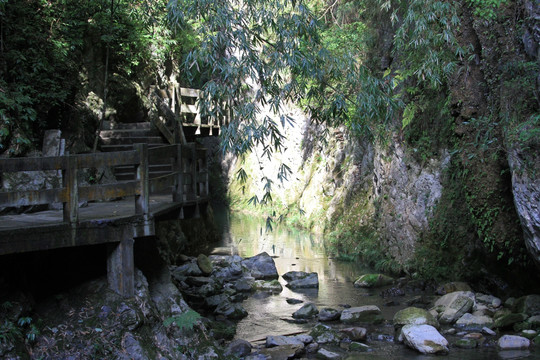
{"left": 0, "top": 143, "right": 208, "bottom": 224}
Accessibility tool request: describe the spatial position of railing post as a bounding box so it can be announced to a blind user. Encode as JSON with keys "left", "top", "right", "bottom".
{"left": 134, "top": 143, "right": 149, "bottom": 219}
{"left": 173, "top": 144, "right": 183, "bottom": 202}
{"left": 191, "top": 144, "right": 197, "bottom": 200}
{"left": 62, "top": 154, "right": 78, "bottom": 224}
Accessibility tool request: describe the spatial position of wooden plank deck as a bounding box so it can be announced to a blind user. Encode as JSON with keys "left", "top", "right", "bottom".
{"left": 0, "top": 143, "right": 208, "bottom": 297}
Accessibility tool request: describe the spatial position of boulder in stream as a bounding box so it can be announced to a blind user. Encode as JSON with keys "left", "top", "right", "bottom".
{"left": 293, "top": 302, "right": 319, "bottom": 319}
{"left": 455, "top": 313, "right": 494, "bottom": 331}
{"left": 242, "top": 252, "right": 279, "bottom": 280}
{"left": 513, "top": 295, "right": 540, "bottom": 316}
{"left": 282, "top": 271, "right": 319, "bottom": 288}
{"left": 197, "top": 254, "right": 213, "bottom": 275}
{"left": 399, "top": 324, "right": 449, "bottom": 355}
{"left": 432, "top": 291, "right": 475, "bottom": 324}
{"left": 340, "top": 305, "right": 383, "bottom": 324}
{"left": 498, "top": 335, "right": 531, "bottom": 350}
{"left": 393, "top": 307, "right": 439, "bottom": 330}
{"left": 319, "top": 307, "right": 341, "bottom": 322}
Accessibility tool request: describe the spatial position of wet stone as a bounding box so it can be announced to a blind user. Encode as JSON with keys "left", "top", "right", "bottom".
{"left": 455, "top": 338, "right": 477, "bottom": 349}
{"left": 226, "top": 339, "right": 252, "bottom": 357}
{"left": 286, "top": 298, "right": 303, "bottom": 304}
{"left": 339, "top": 327, "right": 367, "bottom": 341}
{"left": 293, "top": 302, "right": 319, "bottom": 319}
{"left": 319, "top": 307, "right": 341, "bottom": 322}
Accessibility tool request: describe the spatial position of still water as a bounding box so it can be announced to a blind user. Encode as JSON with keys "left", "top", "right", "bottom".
{"left": 211, "top": 212, "right": 540, "bottom": 359}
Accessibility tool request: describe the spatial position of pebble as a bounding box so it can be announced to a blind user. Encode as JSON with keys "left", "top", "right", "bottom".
{"left": 482, "top": 327, "right": 496, "bottom": 336}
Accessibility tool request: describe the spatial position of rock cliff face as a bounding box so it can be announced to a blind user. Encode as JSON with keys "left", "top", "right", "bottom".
{"left": 226, "top": 111, "right": 450, "bottom": 266}
{"left": 508, "top": 146, "right": 540, "bottom": 268}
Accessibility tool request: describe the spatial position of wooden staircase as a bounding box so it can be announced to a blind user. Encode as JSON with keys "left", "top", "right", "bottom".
{"left": 99, "top": 121, "right": 173, "bottom": 181}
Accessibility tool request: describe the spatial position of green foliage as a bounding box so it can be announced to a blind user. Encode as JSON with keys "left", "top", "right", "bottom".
{"left": 466, "top": 0, "right": 507, "bottom": 20}
{"left": 163, "top": 309, "right": 201, "bottom": 331}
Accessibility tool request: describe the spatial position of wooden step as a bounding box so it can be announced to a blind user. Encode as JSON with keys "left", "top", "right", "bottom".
{"left": 102, "top": 121, "right": 152, "bottom": 130}
{"left": 99, "top": 129, "right": 159, "bottom": 138}
{"left": 100, "top": 136, "right": 166, "bottom": 146}
{"left": 100, "top": 143, "right": 165, "bottom": 152}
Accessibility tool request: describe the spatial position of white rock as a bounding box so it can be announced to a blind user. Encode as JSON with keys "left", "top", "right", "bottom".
{"left": 400, "top": 324, "right": 449, "bottom": 355}
{"left": 497, "top": 335, "right": 530, "bottom": 350}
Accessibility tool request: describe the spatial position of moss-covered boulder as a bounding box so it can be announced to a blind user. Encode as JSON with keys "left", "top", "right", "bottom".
{"left": 197, "top": 254, "right": 213, "bottom": 275}
{"left": 494, "top": 313, "right": 528, "bottom": 329}
{"left": 513, "top": 295, "right": 540, "bottom": 316}
{"left": 309, "top": 324, "right": 342, "bottom": 344}
{"left": 436, "top": 281, "right": 472, "bottom": 295}
{"left": 340, "top": 305, "right": 383, "bottom": 324}
{"left": 393, "top": 307, "right": 439, "bottom": 330}
{"left": 353, "top": 274, "right": 394, "bottom": 288}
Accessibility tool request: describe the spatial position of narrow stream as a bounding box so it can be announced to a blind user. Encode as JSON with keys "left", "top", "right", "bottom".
{"left": 210, "top": 212, "right": 540, "bottom": 359}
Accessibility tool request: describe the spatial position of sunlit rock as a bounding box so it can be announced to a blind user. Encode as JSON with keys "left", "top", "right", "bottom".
{"left": 400, "top": 324, "right": 449, "bottom": 355}
{"left": 393, "top": 307, "right": 439, "bottom": 330}
{"left": 432, "top": 291, "right": 475, "bottom": 324}
{"left": 242, "top": 252, "right": 279, "bottom": 280}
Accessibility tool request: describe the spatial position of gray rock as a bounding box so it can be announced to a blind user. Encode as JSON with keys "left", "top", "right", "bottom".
{"left": 266, "top": 335, "right": 306, "bottom": 347}
{"left": 455, "top": 313, "right": 494, "bottom": 331}
{"left": 498, "top": 335, "right": 531, "bottom": 350}
{"left": 283, "top": 271, "right": 319, "bottom": 288}
{"left": 310, "top": 324, "right": 342, "bottom": 344}
{"left": 226, "top": 339, "right": 252, "bottom": 357}
{"left": 197, "top": 254, "right": 213, "bottom": 275}
{"left": 435, "top": 281, "right": 472, "bottom": 295}
{"left": 172, "top": 261, "right": 202, "bottom": 278}
{"left": 258, "top": 344, "right": 303, "bottom": 360}
{"left": 400, "top": 324, "right": 449, "bottom": 355}
{"left": 340, "top": 305, "right": 383, "bottom": 324}
{"left": 254, "top": 280, "right": 283, "bottom": 293}
{"left": 242, "top": 252, "right": 279, "bottom": 280}
{"left": 293, "top": 302, "right": 319, "bottom": 319}
{"left": 339, "top": 327, "right": 367, "bottom": 341}
{"left": 205, "top": 294, "right": 228, "bottom": 309}
{"left": 286, "top": 298, "right": 303, "bottom": 304}
{"left": 482, "top": 327, "right": 496, "bottom": 336}
{"left": 319, "top": 308, "right": 341, "bottom": 322}
{"left": 353, "top": 273, "right": 394, "bottom": 288}
{"left": 513, "top": 295, "right": 540, "bottom": 316}
{"left": 508, "top": 146, "right": 540, "bottom": 269}
{"left": 393, "top": 307, "right": 439, "bottom": 329}
{"left": 121, "top": 332, "right": 150, "bottom": 360}
{"left": 117, "top": 303, "right": 143, "bottom": 331}
{"left": 234, "top": 277, "right": 255, "bottom": 292}
{"left": 432, "top": 291, "right": 475, "bottom": 324}
{"left": 215, "top": 301, "right": 248, "bottom": 320}
{"left": 305, "top": 342, "right": 319, "bottom": 353}
{"left": 316, "top": 347, "right": 342, "bottom": 359}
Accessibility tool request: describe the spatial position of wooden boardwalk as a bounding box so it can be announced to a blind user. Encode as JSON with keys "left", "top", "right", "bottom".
{"left": 0, "top": 143, "right": 208, "bottom": 297}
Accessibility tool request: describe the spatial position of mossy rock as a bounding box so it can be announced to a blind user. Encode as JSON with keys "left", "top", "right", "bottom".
{"left": 354, "top": 274, "right": 394, "bottom": 288}
{"left": 494, "top": 313, "right": 528, "bottom": 329}
{"left": 197, "top": 254, "right": 213, "bottom": 275}
{"left": 513, "top": 295, "right": 540, "bottom": 316}
{"left": 393, "top": 307, "right": 439, "bottom": 329}
{"left": 455, "top": 338, "right": 477, "bottom": 349}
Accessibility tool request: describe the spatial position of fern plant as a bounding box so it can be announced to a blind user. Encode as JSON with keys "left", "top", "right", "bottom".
{"left": 163, "top": 309, "right": 202, "bottom": 332}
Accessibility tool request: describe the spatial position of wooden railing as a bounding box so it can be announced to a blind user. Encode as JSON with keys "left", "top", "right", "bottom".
{"left": 152, "top": 85, "right": 231, "bottom": 144}
{"left": 0, "top": 143, "right": 208, "bottom": 224}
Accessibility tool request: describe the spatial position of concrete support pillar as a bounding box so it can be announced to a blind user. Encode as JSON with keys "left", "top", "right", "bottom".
{"left": 107, "top": 237, "right": 135, "bottom": 297}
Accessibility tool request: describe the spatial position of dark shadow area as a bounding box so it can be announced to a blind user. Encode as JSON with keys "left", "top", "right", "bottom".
{"left": 0, "top": 244, "right": 107, "bottom": 301}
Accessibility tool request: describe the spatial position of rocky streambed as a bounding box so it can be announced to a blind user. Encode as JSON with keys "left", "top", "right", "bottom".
{"left": 171, "top": 251, "right": 540, "bottom": 359}
{"left": 2, "top": 249, "right": 540, "bottom": 359}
